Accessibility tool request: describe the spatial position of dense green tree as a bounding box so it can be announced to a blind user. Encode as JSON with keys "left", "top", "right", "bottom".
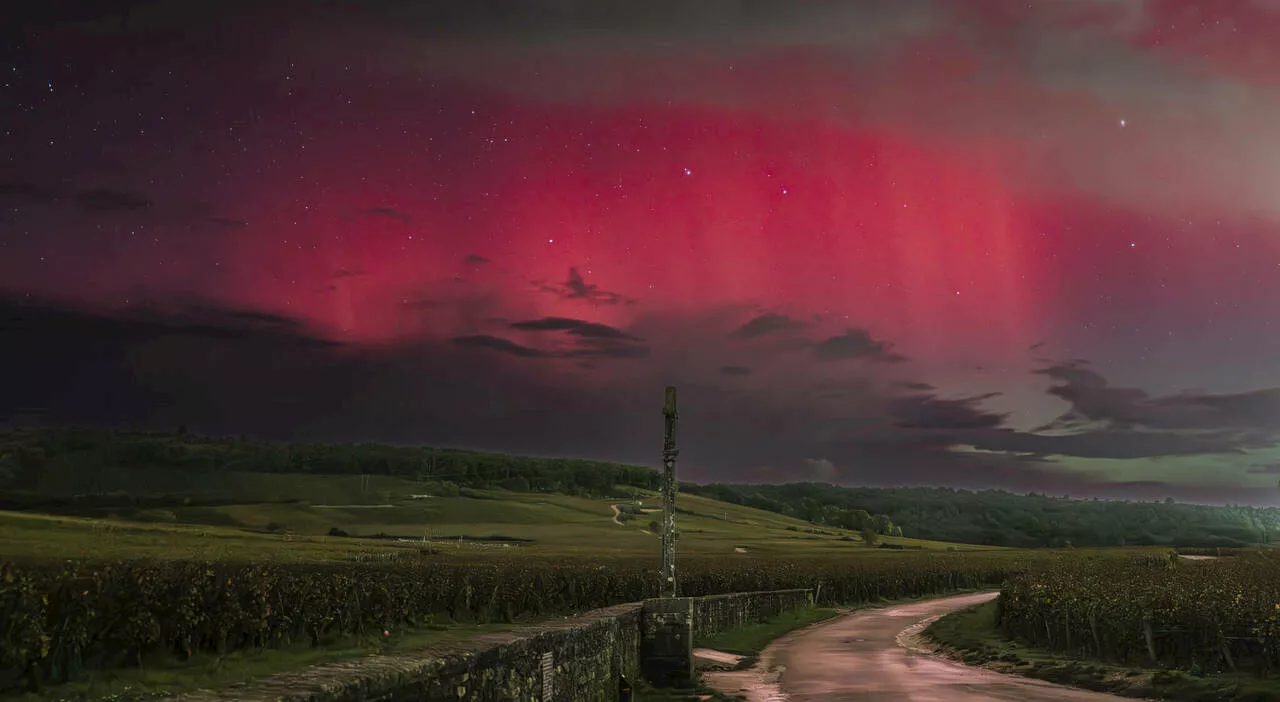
{"left": 0, "top": 454, "right": 17, "bottom": 488}
{"left": 872, "top": 514, "right": 894, "bottom": 534}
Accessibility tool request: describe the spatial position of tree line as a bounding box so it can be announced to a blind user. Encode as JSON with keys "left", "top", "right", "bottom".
{"left": 0, "top": 428, "right": 659, "bottom": 498}
{"left": 2, "top": 428, "right": 1276, "bottom": 548}
{"left": 683, "top": 482, "right": 1280, "bottom": 548}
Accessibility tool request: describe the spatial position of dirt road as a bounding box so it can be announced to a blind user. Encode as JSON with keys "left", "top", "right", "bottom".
{"left": 703, "top": 591, "right": 1127, "bottom": 701}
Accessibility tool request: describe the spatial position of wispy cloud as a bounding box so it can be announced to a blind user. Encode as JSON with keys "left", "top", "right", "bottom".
{"left": 812, "top": 328, "right": 908, "bottom": 363}
{"left": 358, "top": 206, "right": 412, "bottom": 222}
{"left": 730, "top": 313, "right": 807, "bottom": 340}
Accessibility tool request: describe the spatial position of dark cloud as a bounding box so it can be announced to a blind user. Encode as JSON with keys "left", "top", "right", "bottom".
{"left": 508, "top": 316, "right": 638, "bottom": 340}
{"left": 887, "top": 393, "right": 1006, "bottom": 430}
{"left": 452, "top": 334, "right": 551, "bottom": 358}
{"left": 0, "top": 295, "right": 351, "bottom": 431}
{"left": 720, "top": 365, "right": 752, "bottom": 376}
{"left": 895, "top": 381, "right": 934, "bottom": 392}
{"left": 961, "top": 427, "right": 1262, "bottom": 460}
{"left": 565, "top": 267, "right": 621, "bottom": 303}
{"left": 464, "top": 254, "right": 490, "bottom": 265}
{"left": 215, "top": 308, "right": 306, "bottom": 329}
{"left": 74, "top": 188, "right": 153, "bottom": 213}
{"left": 863, "top": 360, "right": 1280, "bottom": 461}
{"left": 0, "top": 182, "right": 152, "bottom": 214}
{"left": 804, "top": 360, "right": 1280, "bottom": 461}
{"left": 570, "top": 342, "right": 650, "bottom": 359}
{"left": 358, "top": 206, "right": 412, "bottom": 222}
{"left": 1035, "top": 362, "right": 1152, "bottom": 429}
{"left": 455, "top": 318, "right": 649, "bottom": 359}
{"left": 730, "top": 313, "right": 806, "bottom": 339}
{"left": 1036, "top": 360, "right": 1280, "bottom": 436}
{"left": 812, "top": 328, "right": 908, "bottom": 363}
{"left": 207, "top": 217, "right": 249, "bottom": 229}
{"left": 334, "top": 268, "right": 366, "bottom": 278}
{"left": 0, "top": 298, "right": 331, "bottom": 349}
{"left": 537, "top": 267, "right": 634, "bottom": 305}
{"left": 70, "top": 302, "right": 343, "bottom": 350}
{"left": 328, "top": 0, "right": 843, "bottom": 39}
{"left": 0, "top": 182, "right": 40, "bottom": 197}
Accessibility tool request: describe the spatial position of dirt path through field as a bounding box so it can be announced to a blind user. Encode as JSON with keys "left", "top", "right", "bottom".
{"left": 703, "top": 592, "right": 1128, "bottom": 701}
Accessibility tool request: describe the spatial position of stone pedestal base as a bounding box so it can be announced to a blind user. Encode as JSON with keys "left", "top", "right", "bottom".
{"left": 640, "top": 597, "right": 694, "bottom": 688}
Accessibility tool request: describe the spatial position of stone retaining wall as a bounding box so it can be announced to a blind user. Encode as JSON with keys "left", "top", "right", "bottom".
{"left": 169, "top": 589, "right": 813, "bottom": 702}
{"left": 171, "top": 603, "right": 642, "bottom": 702}
{"left": 691, "top": 588, "right": 815, "bottom": 640}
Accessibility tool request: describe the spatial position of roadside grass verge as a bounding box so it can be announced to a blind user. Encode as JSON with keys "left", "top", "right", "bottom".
{"left": 926, "top": 600, "right": 1280, "bottom": 702}
{"left": 673, "top": 606, "right": 841, "bottom": 701}
{"left": 695, "top": 607, "right": 840, "bottom": 660}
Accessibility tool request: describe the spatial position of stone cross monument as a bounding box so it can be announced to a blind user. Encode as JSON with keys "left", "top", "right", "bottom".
{"left": 661, "top": 386, "right": 679, "bottom": 597}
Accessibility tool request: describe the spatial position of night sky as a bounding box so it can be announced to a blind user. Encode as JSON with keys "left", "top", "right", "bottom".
{"left": 4, "top": 0, "right": 1280, "bottom": 504}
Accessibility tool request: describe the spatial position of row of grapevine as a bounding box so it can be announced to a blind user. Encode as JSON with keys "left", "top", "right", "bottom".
{"left": 999, "top": 552, "right": 1280, "bottom": 675}
{"left": 1, "top": 552, "right": 1040, "bottom": 691}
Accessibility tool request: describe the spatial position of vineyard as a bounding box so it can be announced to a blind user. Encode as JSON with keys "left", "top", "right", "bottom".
{"left": 999, "top": 551, "right": 1280, "bottom": 676}
{"left": 0, "top": 551, "right": 1040, "bottom": 692}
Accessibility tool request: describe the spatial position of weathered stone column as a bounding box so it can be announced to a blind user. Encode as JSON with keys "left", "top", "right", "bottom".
{"left": 661, "top": 386, "right": 679, "bottom": 598}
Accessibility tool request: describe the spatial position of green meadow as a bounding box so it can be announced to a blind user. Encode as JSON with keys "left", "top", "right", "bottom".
{"left": 0, "top": 466, "right": 1000, "bottom": 563}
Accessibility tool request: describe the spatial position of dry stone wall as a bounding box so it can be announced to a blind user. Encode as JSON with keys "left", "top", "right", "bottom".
{"left": 168, "top": 589, "right": 812, "bottom": 702}
{"left": 691, "top": 588, "right": 815, "bottom": 640}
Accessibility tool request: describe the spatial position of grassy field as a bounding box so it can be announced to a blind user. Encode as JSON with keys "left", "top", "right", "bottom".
{"left": 0, "top": 469, "right": 1000, "bottom": 563}
{"left": 927, "top": 600, "right": 1280, "bottom": 702}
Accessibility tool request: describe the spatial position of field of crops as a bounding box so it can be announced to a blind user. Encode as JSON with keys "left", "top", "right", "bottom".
{"left": 999, "top": 551, "right": 1280, "bottom": 676}
{"left": 0, "top": 551, "right": 1047, "bottom": 692}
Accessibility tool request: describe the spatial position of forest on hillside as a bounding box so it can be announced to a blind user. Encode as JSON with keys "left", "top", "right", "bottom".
{"left": 684, "top": 482, "right": 1280, "bottom": 548}
{"left": 0, "top": 428, "right": 660, "bottom": 498}
{"left": 1, "top": 428, "right": 1275, "bottom": 548}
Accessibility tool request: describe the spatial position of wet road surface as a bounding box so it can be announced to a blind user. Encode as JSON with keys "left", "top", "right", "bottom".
{"left": 703, "top": 591, "right": 1128, "bottom": 702}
